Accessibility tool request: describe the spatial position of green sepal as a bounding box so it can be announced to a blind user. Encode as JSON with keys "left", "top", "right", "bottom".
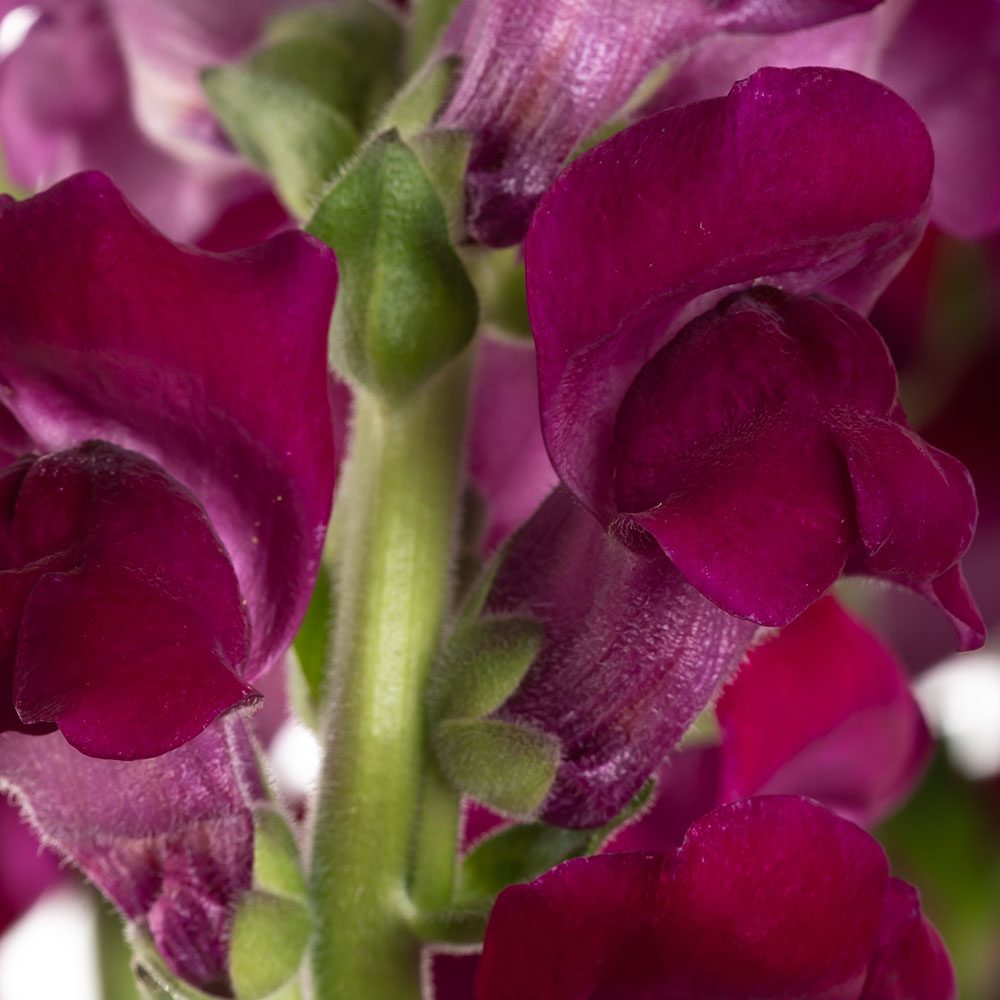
{"left": 455, "top": 780, "right": 655, "bottom": 908}
{"left": 428, "top": 616, "right": 544, "bottom": 723}
{"left": 407, "top": 129, "right": 471, "bottom": 245}
{"left": 252, "top": 807, "right": 307, "bottom": 901}
{"left": 264, "top": 2, "right": 404, "bottom": 128}
{"left": 308, "top": 130, "right": 478, "bottom": 400}
{"left": 230, "top": 892, "right": 312, "bottom": 1000}
{"left": 128, "top": 928, "right": 222, "bottom": 1000}
{"left": 291, "top": 564, "right": 332, "bottom": 716}
{"left": 434, "top": 717, "right": 560, "bottom": 816}
{"left": 474, "top": 248, "right": 532, "bottom": 339}
{"left": 202, "top": 1, "right": 404, "bottom": 218}
{"left": 203, "top": 64, "right": 358, "bottom": 219}
{"left": 380, "top": 56, "right": 460, "bottom": 138}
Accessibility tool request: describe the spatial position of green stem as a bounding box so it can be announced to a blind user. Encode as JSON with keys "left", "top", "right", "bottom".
{"left": 410, "top": 756, "right": 461, "bottom": 915}
{"left": 407, "top": 0, "right": 463, "bottom": 74}
{"left": 309, "top": 359, "right": 468, "bottom": 1000}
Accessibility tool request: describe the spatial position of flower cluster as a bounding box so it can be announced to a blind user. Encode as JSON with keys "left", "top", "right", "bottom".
{"left": 0, "top": 0, "right": 996, "bottom": 998}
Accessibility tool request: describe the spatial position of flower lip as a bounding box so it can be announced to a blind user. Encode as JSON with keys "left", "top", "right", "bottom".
{"left": 0, "top": 440, "right": 258, "bottom": 760}
{"left": 610, "top": 286, "right": 981, "bottom": 639}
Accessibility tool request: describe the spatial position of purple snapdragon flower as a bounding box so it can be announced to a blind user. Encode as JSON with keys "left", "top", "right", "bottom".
{"left": 439, "top": 0, "right": 882, "bottom": 244}
{"left": 0, "top": 171, "right": 338, "bottom": 759}
{"left": 525, "top": 65, "right": 982, "bottom": 643}
{"left": 465, "top": 65, "right": 982, "bottom": 829}
{"left": 476, "top": 796, "right": 955, "bottom": 999}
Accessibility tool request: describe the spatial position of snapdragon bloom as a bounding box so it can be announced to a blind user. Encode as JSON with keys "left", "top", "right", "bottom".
{"left": 0, "top": 171, "right": 338, "bottom": 758}
{"left": 476, "top": 796, "right": 955, "bottom": 999}
{"left": 525, "top": 65, "right": 982, "bottom": 643}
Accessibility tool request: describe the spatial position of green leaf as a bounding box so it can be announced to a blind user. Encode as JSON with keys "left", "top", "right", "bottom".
{"left": 434, "top": 717, "right": 560, "bottom": 816}
{"left": 252, "top": 807, "right": 307, "bottom": 901}
{"left": 407, "top": 129, "right": 471, "bottom": 244}
{"left": 308, "top": 131, "right": 478, "bottom": 399}
{"left": 455, "top": 781, "right": 655, "bottom": 907}
{"left": 230, "top": 892, "right": 312, "bottom": 1000}
{"left": 428, "top": 617, "right": 543, "bottom": 723}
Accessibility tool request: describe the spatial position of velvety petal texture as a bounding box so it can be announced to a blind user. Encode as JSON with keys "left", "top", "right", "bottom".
{"left": 610, "top": 287, "right": 979, "bottom": 636}
{"left": 0, "top": 173, "right": 338, "bottom": 757}
{"left": 477, "top": 796, "right": 955, "bottom": 1000}
{"left": 525, "top": 66, "right": 933, "bottom": 525}
{"left": 487, "top": 489, "right": 756, "bottom": 828}
{"left": 0, "top": 718, "right": 263, "bottom": 993}
{"left": 716, "top": 597, "right": 930, "bottom": 825}
{"left": 0, "top": 442, "right": 256, "bottom": 759}
{"left": 441, "top": 1, "right": 881, "bottom": 244}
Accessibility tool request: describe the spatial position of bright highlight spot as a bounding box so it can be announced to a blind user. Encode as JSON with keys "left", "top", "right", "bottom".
{"left": 0, "top": 887, "right": 99, "bottom": 1000}
{"left": 0, "top": 7, "right": 40, "bottom": 58}
{"left": 270, "top": 719, "right": 322, "bottom": 800}
{"left": 916, "top": 652, "right": 1000, "bottom": 779}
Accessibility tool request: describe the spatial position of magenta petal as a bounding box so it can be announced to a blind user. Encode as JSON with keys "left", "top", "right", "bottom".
{"left": 613, "top": 290, "right": 885, "bottom": 624}
{"left": 880, "top": 0, "right": 1000, "bottom": 239}
{"left": 478, "top": 797, "right": 900, "bottom": 999}
{"left": 862, "top": 880, "right": 956, "bottom": 1000}
{"left": 468, "top": 335, "right": 557, "bottom": 553}
{"left": 476, "top": 852, "right": 663, "bottom": 999}
{"left": 0, "top": 173, "right": 339, "bottom": 683}
{"left": 0, "top": 443, "right": 256, "bottom": 760}
{"left": 442, "top": 1, "right": 880, "bottom": 244}
{"left": 526, "top": 66, "right": 932, "bottom": 521}
{"left": 0, "top": 798, "right": 60, "bottom": 935}
{"left": 717, "top": 597, "right": 930, "bottom": 825}
{"left": 0, "top": 719, "right": 262, "bottom": 993}
{"left": 488, "top": 489, "right": 755, "bottom": 827}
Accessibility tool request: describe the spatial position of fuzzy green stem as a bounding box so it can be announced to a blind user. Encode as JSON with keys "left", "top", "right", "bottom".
{"left": 309, "top": 359, "right": 468, "bottom": 1000}
{"left": 410, "top": 756, "right": 461, "bottom": 915}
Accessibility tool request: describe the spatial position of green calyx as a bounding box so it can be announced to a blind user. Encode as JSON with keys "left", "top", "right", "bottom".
{"left": 308, "top": 130, "right": 477, "bottom": 400}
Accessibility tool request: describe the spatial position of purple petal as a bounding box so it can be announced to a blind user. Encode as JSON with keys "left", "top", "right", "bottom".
{"left": 488, "top": 488, "right": 755, "bottom": 828}
{"left": 880, "top": 0, "right": 1000, "bottom": 239}
{"left": 0, "top": 798, "right": 61, "bottom": 935}
{"left": 835, "top": 416, "right": 982, "bottom": 645}
{"left": 0, "top": 718, "right": 263, "bottom": 992}
{"left": 442, "top": 1, "right": 881, "bottom": 245}
{"left": 104, "top": 0, "right": 298, "bottom": 162}
{"left": 478, "top": 796, "right": 898, "bottom": 999}
{"left": 1, "top": 442, "right": 256, "bottom": 760}
{"left": 612, "top": 290, "right": 876, "bottom": 623}
{"left": 861, "top": 879, "right": 957, "bottom": 1000}
{"left": 717, "top": 597, "right": 931, "bottom": 825}
{"left": 0, "top": 172, "right": 339, "bottom": 683}
{"left": 525, "top": 66, "right": 933, "bottom": 524}
{"left": 468, "top": 335, "right": 556, "bottom": 554}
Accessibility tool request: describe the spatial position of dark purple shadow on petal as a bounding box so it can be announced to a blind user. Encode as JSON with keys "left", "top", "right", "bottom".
{"left": 488, "top": 488, "right": 755, "bottom": 828}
